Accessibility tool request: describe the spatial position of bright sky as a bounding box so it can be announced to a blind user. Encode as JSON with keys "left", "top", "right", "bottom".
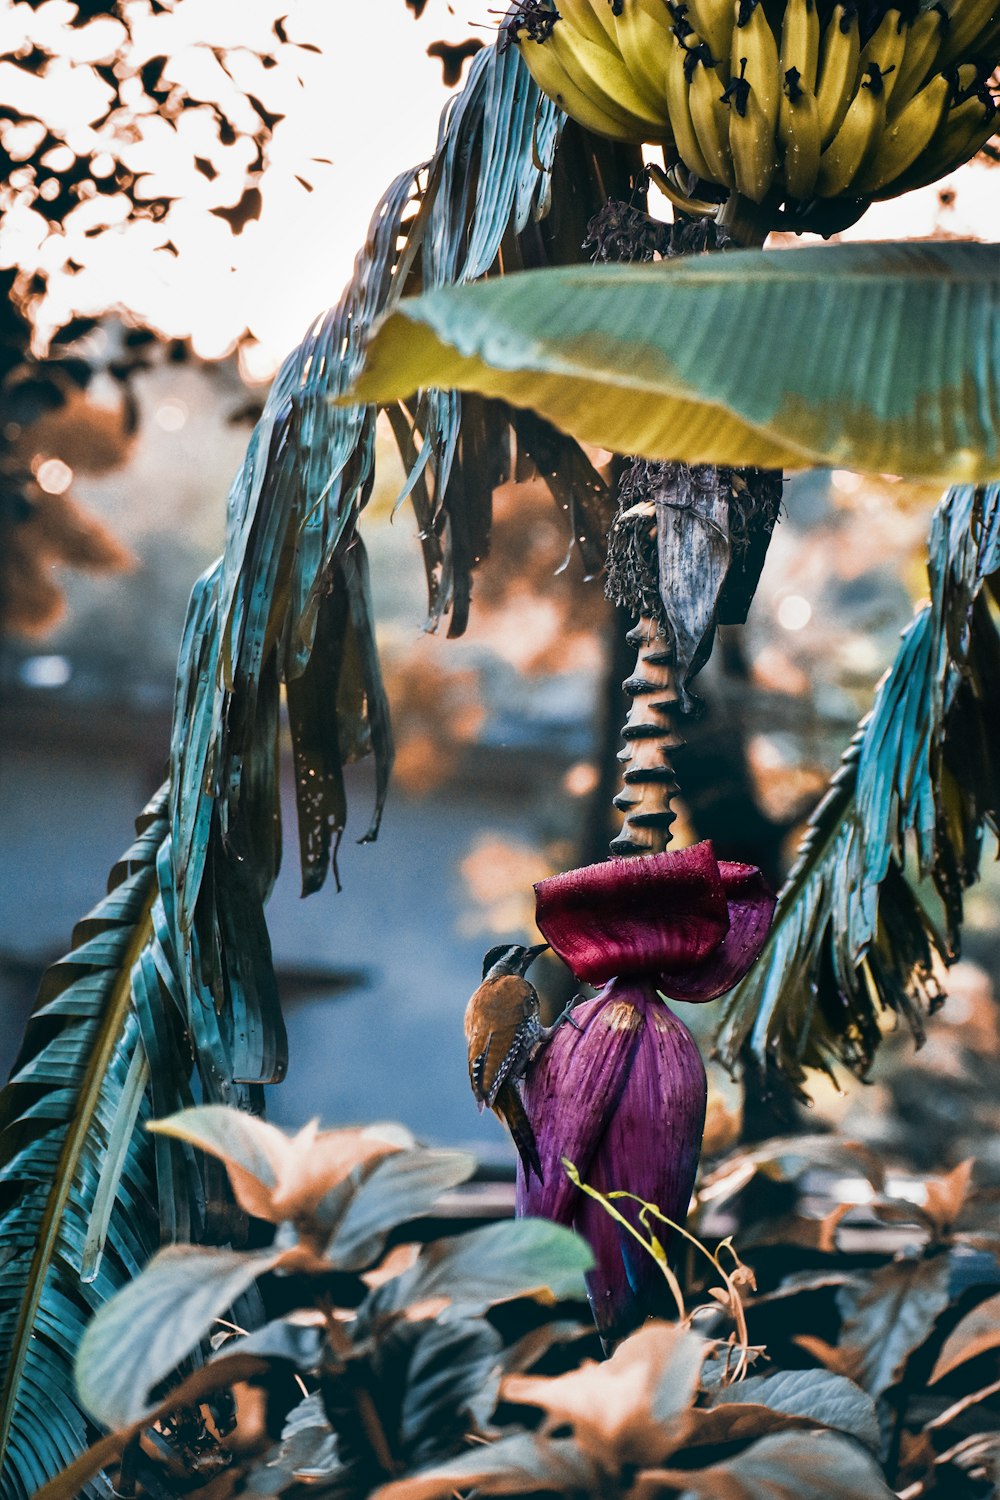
{"left": 1, "top": 0, "right": 996, "bottom": 381}
{"left": 0, "top": 0, "right": 487, "bottom": 375}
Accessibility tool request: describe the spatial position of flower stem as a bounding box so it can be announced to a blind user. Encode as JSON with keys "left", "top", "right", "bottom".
{"left": 610, "top": 616, "right": 683, "bottom": 856}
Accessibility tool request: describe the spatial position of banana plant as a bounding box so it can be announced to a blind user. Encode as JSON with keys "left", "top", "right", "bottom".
{"left": 3, "top": 4, "right": 1000, "bottom": 1490}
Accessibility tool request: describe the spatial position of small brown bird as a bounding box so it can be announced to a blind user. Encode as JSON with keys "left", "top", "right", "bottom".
{"left": 464, "top": 942, "right": 581, "bottom": 1182}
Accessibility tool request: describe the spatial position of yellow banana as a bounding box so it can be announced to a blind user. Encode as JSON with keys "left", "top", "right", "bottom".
{"left": 732, "top": 0, "right": 782, "bottom": 133}
{"left": 724, "top": 60, "right": 778, "bottom": 199}
{"left": 879, "top": 89, "right": 998, "bottom": 193}
{"left": 778, "top": 68, "right": 822, "bottom": 197}
{"left": 858, "top": 9, "right": 908, "bottom": 106}
{"left": 854, "top": 68, "right": 950, "bottom": 190}
{"left": 579, "top": 0, "right": 627, "bottom": 49}
{"left": 890, "top": 4, "right": 948, "bottom": 112}
{"left": 613, "top": 0, "right": 678, "bottom": 114}
{"left": 557, "top": 0, "right": 621, "bottom": 52}
{"left": 780, "top": 0, "right": 820, "bottom": 91}
{"left": 519, "top": 31, "right": 653, "bottom": 140}
{"left": 665, "top": 31, "right": 717, "bottom": 178}
{"left": 816, "top": 60, "right": 888, "bottom": 195}
{"left": 684, "top": 0, "right": 735, "bottom": 70}
{"left": 548, "top": 18, "right": 670, "bottom": 131}
{"left": 816, "top": 3, "right": 862, "bottom": 146}
{"left": 688, "top": 47, "right": 737, "bottom": 182}
{"left": 938, "top": 0, "right": 1000, "bottom": 67}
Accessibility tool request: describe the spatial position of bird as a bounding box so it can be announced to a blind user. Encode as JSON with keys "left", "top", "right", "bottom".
{"left": 464, "top": 942, "right": 582, "bottom": 1182}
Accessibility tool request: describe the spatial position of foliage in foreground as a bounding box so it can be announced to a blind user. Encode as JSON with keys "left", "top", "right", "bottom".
{"left": 42, "top": 1109, "right": 1000, "bottom": 1499}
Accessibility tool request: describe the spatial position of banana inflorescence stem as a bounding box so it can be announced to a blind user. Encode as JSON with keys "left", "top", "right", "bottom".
{"left": 610, "top": 616, "right": 684, "bottom": 856}
{"left": 595, "top": 187, "right": 777, "bottom": 858}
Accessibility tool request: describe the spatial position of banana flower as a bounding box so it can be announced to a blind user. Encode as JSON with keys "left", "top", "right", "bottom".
{"left": 516, "top": 841, "right": 774, "bottom": 1342}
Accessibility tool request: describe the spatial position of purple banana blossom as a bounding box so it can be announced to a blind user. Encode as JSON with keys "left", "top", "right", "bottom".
{"left": 516, "top": 842, "right": 774, "bottom": 1343}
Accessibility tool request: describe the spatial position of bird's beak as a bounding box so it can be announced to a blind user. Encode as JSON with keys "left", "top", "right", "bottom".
{"left": 523, "top": 942, "right": 549, "bottom": 970}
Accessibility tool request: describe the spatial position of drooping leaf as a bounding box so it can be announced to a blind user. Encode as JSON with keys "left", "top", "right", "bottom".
{"left": 171, "top": 39, "right": 631, "bottom": 975}
{"left": 346, "top": 243, "right": 1000, "bottom": 484}
{"left": 656, "top": 1429, "right": 897, "bottom": 1499}
{"left": 836, "top": 1254, "right": 953, "bottom": 1399}
{"left": 931, "top": 1290, "right": 1000, "bottom": 1384}
{"left": 75, "top": 1245, "right": 282, "bottom": 1429}
{"left": 374, "top": 1218, "right": 592, "bottom": 1316}
{"left": 717, "top": 483, "right": 1000, "bottom": 1086}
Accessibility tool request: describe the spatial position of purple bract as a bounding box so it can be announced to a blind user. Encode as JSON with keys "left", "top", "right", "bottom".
{"left": 517, "top": 842, "right": 775, "bottom": 1342}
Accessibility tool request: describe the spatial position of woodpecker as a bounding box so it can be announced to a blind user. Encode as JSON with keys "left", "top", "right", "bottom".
{"left": 464, "top": 942, "right": 581, "bottom": 1182}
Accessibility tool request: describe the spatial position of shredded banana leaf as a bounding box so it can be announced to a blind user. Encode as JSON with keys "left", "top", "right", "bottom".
{"left": 716, "top": 483, "right": 1000, "bottom": 1088}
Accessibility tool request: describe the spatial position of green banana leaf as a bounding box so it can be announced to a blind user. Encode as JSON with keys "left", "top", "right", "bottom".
{"left": 345, "top": 242, "right": 1000, "bottom": 484}
{"left": 716, "top": 482, "right": 1000, "bottom": 1086}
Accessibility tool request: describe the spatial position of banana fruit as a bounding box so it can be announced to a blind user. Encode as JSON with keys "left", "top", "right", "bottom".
{"left": 512, "top": 0, "right": 1000, "bottom": 216}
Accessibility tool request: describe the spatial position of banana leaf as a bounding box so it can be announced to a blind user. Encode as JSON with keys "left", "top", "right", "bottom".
{"left": 168, "top": 33, "right": 638, "bottom": 1025}
{"left": 715, "top": 482, "right": 1000, "bottom": 1087}
{"left": 344, "top": 242, "right": 1000, "bottom": 484}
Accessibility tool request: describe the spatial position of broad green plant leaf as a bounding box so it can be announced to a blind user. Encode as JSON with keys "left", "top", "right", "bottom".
{"left": 320, "top": 1148, "right": 476, "bottom": 1269}
{"left": 709, "top": 1369, "right": 880, "bottom": 1453}
{"left": 662, "top": 1429, "right": 897, "bottom": 1499}
{"left": 75, "top": 1244, "right": 282, "bottom": 1430}
{"left": 837, "top": 1254, "right": 953, "bottom": 1399}
{"left": 347, "top": 242, "right": 1000, "bottom": 484}
{"left": 373, "top": 1318, "right": 503, "bottom": 1469}
{"left": 246, "top": 1392, "right": 341, "bottom": 1493}
{"left": 375, "top": 1218, "right": 592, "bottom": 1316}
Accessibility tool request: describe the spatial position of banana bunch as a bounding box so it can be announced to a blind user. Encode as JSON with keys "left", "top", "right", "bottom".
{"left": 512, "top": 0, "right": 999, "bottom": 216}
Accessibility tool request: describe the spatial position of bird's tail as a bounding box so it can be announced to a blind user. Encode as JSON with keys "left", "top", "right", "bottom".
{"left": 495, "top": 1085, "right": 543, "bottom": 1183}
